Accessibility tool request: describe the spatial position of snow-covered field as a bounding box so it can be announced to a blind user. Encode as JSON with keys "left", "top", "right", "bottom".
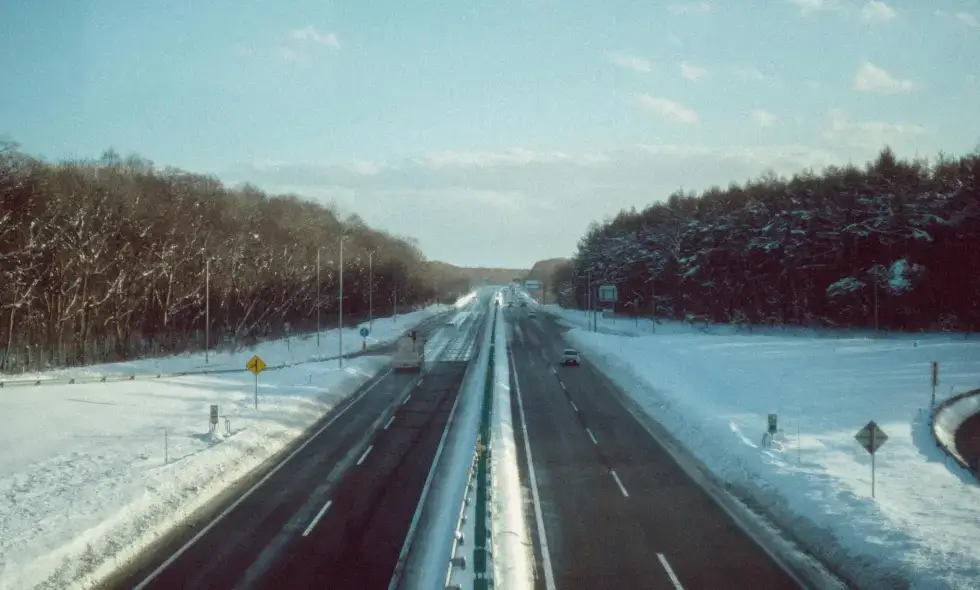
{"left": 0, "top": 304, "right": 453, "bottom": 590}
{"left": 544, "top": 304, "right": 980, "bottom": 589}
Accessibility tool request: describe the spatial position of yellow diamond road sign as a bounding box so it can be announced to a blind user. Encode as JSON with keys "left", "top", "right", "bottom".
{"left": 854, "top": 420, "right": 888, "bottom": 455}
{"left": 247, "top": 355, "right": 266, "bottom": 375}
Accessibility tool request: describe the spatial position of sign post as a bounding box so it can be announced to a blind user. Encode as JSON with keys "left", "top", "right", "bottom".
{"left": 247, "top": 355, "right": 266, "bottom": 410}
{"left": 209, "top": 404, "right": 218, "bottom": 436}
{"left": 854, "top": 420, "right": 888, "bottom": 498}
{"left": 360, "top": 326, "right": 370, "bottom": 352}
{"left": 931, "top": 361, "right": 939, "bottom": 409}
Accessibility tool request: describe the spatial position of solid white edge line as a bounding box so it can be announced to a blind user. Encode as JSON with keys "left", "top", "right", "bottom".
{"left": 384, "top": 415, "right": 396, "bottom": 430}
{"left": 610, "top": 469, "right": 629, "bottom": 498}
{"left": 510, "top": 347, "right": 558, "bottom": 590}
{"left": 302, "top": 500, "right": 333, "bottom": 537}
{"left": 586, "top": 428, "right": 598, "bottom": 445}
{"left": 357, "top": 445, "right": 374, "bottom": 466}
{"left": 657, "top": 552, "right": 685, "bottom": 589}
{"left": 132, "top": 368, "right": 393, "bottom": 590}
{"left": 570, "top": 401, "right": 579, "bottom": 413}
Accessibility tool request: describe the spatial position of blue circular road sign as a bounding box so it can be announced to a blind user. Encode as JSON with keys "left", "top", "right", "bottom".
{"left": 359, "top": 327, "right": 370, "bottom": 338}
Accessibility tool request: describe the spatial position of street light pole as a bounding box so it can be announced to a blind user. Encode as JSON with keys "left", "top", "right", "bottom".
{"left": 339, "top": 237, "right": 344, "bottom": 368}
{"left": 316, "top": 249, "right": 321, "bottom": 348}
{"left": 651, "top": 276, "right": 656, "bottom": 334}
{"left": 587, "top": 270, "right": 592, "bottom": 332}
{"left": 205, "top": 258, "right": 210, "bottom": 363}
{"left": 369, "top": 251, "right": 373, "bottom": 329}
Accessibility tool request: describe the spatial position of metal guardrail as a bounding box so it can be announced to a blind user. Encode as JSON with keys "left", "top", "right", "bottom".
{"left": 930, "top": 387, "right": 980, "bottom": 477}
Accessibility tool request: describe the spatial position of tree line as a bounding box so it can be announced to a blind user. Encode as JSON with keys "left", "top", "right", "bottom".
{"left": 551, "top": 147, "right": 980, "bottom": 333}
{"left": 0, "top": 141, "right": 458, "bottom": 373}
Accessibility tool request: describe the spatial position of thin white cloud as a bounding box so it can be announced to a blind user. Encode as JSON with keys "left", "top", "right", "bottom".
{"left": 608, "top": 53, "right": 652, "bottom": 73}
{"left": 751, "top": 109, "right": 777, "bottom": 127}
{"left": 277, "top": 47, "right": 302, "bottom": 62}
{"left": 825, "top": 108, "right": 925, "bottom": 149}
{"left": 956, "top": 11, "right": 979, "bottom": 27}
{"left": 852, "top": 61, "right": 916, "bottom": 94}
{"left": 422, "top": 148, "right": 610, "bottom": 169}
{"left": 680, "top": 62, "right": 708, "bottom": 82}
{"left": 732, "top": 64, "right": 765, "bottom": 80}
{"left": 667, "top": 2, "right": 713, "bottom": 14}
{"left": 861, "top": 1, "right": 897, "bottom": 23}
{"left": 231, "top": 143, "right": 849, "bottom": 265}
{"left": 289, "top": 26, "right": 340, "bottom": 48}
{"left": 789, "top": 0, "right": 838, "bottom": 15}
{"left": 634, "top": 95, "right": 699, "bottom": 123}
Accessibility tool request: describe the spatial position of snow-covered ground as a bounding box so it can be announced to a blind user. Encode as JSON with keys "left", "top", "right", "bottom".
{"left": 2, "top": 306, "right": 448, "bottom": 384}
{"left": 0, "top": 304, "right": 454, "bottom": 590}
{"left": 543, "top": 304, "right": 980, "bottom": 589}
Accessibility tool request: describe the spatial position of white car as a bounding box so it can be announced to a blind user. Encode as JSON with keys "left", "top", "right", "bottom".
{"left": 560, "top": 348, "right": 581, "bottom": 366}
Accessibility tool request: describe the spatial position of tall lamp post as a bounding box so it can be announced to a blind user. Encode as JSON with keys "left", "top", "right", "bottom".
{"left": 338, "top": 236, "right": 345, "bottom": 368}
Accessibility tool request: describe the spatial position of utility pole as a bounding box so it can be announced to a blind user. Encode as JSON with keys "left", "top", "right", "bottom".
{"left": 651, "top": 276, "right": 656, "bottom": 334}
{"left": 874, "top": 275, "right": 879, "bottom": 334}
{"left": 205, "top": 258, "right": 210, "bottom": 363}
{"left": 587, "top": 270, "right": 592, "bottom": 332}
{"left": 368, "top": 252, "right": 373, "bottom": 329}
{"left": 339, "top": 237, "right": 344, "bottom": 368}
{"left": 316, "top": 249, "right": 321, "bottom": 348}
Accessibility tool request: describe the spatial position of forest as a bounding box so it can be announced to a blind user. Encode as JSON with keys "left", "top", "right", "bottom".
{"left": 551, "top": 147, "right": 980, "bottom": 333}
{"left": 0, "top": 141, "right": 465, "bottom": 373}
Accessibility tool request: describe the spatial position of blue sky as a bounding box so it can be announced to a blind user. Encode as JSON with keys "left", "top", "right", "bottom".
{"left": 2, "top": 0, "right": 979, "bottom": 268}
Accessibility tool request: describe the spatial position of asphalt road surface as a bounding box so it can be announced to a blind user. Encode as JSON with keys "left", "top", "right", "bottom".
{"left": 105, "top": 308, "right": 480, "bottom": 590}
{"left": 506, "top": 307, "right": 801, "bottom": 590}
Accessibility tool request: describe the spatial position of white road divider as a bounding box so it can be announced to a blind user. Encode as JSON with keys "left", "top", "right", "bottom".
{"left": 489, "top": 302, "right": 535, "bottom": 590}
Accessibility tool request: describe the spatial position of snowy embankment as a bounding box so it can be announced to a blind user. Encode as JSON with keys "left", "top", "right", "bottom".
{"left": 3, "top": 306, "right": 450, "bottom": 384}
{"left": 546, "top": 305, "right": 980, "bottom": 589}
{"left": 933, "top": 392, "right": 980, "bottom": 469}
{"left": 0, "top": 305, "right": 452, "bottom": 590}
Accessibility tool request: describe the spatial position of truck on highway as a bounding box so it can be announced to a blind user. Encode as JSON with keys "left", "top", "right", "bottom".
{"left": 393, "top": 333, "right": 425, "bottom": 372}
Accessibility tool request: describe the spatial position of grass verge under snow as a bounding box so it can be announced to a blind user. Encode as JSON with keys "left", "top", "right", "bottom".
{"left": 0, "top": 306, "right": 448, "bottom": 590}
{"left": 552, "top": 309, "right": 980, "bottom": 590}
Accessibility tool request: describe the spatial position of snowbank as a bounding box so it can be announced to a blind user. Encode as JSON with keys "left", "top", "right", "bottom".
{"left": 2, "top": 305, "right": 451, "bottom": 384}
{"left": 0, "top": 305, "right": 454, "bottom": 590}
{"left": 564, "top": 326, "right": 980, "bottom": 589}
{"left": 544, "top": 304, "right": 979, "bottom": 343}
{"left": 933, "top": 391, "right": 980, "bottom": 469}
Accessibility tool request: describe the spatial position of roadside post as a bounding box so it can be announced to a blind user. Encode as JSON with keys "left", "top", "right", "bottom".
{"left": 209, "top": 404, "right": 218, "bottom": 436}
{"left": 247, "top": 355, "right": 266, "bottom": 410}
{"left": 931, "top": 361, "right": 939, "bottom": 409}
{"left": 360, "top": 326, "right": 370, "bottom": 352}
{"left": 855, "top": 420, "right": 888, "bottom": 498}
{"left": 762, "top": 413, "right": 778, "bottom": 448}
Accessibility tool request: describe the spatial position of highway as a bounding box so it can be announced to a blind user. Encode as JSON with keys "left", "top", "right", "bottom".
{"left": 506, "top": 306, "right": 801, "bottom": 589}
{"left": 105, "top": 303, "right": 484, "bottom": 590}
